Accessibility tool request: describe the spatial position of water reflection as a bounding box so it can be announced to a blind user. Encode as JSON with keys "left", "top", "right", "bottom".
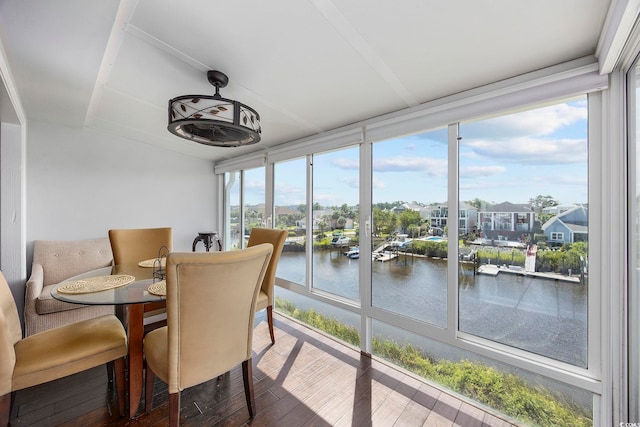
{"left": 277, "top": 251, "right": 587, "bottom": 367}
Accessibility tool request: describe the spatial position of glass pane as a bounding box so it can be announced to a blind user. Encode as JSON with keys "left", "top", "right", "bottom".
{"left": 630, "top": 57, "right": 640, "bottom": 421}
{"left": 371, "top": 128, "right": 448, "bottom": 327}
{"left": 312, "top": 147, "right": 359, "bottom": 300}
{"left": 243, "top": 167, "right": 265, "bottom": 243}
{"left": 458, "top": 97, "right": 588, "bottom": 367}
{"left": 224, "top": 171, "right": 241, "bottom": 250}
{"left": 274, "top": 158, "right": 307, "bottom": 284}
{"left": 275, "top": 287, "right": 360, "bottom": 347}
{"left": 371, "top": 320, "right": 592, "bottom": 426}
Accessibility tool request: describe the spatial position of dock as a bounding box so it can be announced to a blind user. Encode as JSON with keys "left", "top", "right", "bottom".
{"left": 477, "top": 264, "right": 581, "bottom": 283}
{"left": 373, "top": 251, "right": 397, "bottom": 262}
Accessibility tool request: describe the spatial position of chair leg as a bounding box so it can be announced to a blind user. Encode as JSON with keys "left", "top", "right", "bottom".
{"left": 169, "top": 392, "right": 180, "bottom": 427}
{"left": 0, "top": 392, "right": 11, "bottom": 427}
{"left": 242, "top": 359, "right": 256, "bottom": 418}
{"left": 107, "top": 360, "right": 114, "bottom": 391}
{"left": 144, "top": 362, "right": 155, "bottom": 413}
{"left": 267, "top": 305, "right": 275, "bottom": 344}
{"left": 114, "top": 357, "right": 126, "bottom": 417}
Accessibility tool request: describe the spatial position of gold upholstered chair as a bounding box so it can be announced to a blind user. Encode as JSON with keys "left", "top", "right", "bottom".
{"left": 143, "top": 244, "right": 273, "bottom": 426}
{"left": 108, "top": 227, "right": 172, "bottom": 266}
{"left": 0, "top": 271, "right": 127, "bottom": 426}
{"left": 108, "top": 227, "right": 172, "bottom": 332}
{"left": 247, "top": 228, "right": 288, "bottom": 344}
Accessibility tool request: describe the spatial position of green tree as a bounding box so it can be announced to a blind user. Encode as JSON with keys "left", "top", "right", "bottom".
{"left": 466, "top": 198, "right": 491, "bottom": 209}
{"left": 399, "top": 209, "right": 422, "bottom": 233}
{"left": 373, "top": 207, "right": 398, "bottom": 236}
{"left": 528, "top": 195, "right": 559, "bottom": 213}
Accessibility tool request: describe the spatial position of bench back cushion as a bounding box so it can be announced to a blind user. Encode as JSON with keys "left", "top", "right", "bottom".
{"left": 32, "top": 238, "right": 114, "bottom": 286}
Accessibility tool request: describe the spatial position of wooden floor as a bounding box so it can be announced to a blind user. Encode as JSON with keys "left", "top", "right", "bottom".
{"left": 9, "top": 312, "right": 521, "bottom": 426}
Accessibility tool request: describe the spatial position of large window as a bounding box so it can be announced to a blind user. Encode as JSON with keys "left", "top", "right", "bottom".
{"left": 371, "top": 128, "right": 448, "bottom": 327}
{"left": 274, "top": 158, "right": 307, "bottom": 284}
{"left": 311, "top": 147, "right": 359, "bottom": 301}
{"left": 458, "top": 98, "right": 589, "bottom": 367}
{"left": 223, "top": 167, "right": 265, "bottom": 250}
{"left": 243, "top": 167, "right": 265, "bottom": 239}
{"left": 220, "top": 75, "right": 604, "bottom": 424}
{"left": 629, "top": 53, "right": 640, "bottom": 422}
{"left": 223, "top": 171, "right": 240, "bottom": 250}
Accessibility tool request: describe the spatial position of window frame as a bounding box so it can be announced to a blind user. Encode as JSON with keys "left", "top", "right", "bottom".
{"left": 215, "top": 58, "right": 611, "bottom": 416}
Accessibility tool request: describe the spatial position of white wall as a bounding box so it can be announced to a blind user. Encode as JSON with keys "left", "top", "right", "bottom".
{"left": 1, "top": 122, "right": 26, "bottom": 315}
{"left": 26, "top": 120, "right": 218, "bottom": 266}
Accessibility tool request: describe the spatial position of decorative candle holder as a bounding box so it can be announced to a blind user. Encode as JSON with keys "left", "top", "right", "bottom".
{"left": 153, "top": 245, "right": 170, "bottom": 280}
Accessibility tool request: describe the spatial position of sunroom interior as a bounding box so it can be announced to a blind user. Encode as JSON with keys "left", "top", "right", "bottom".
{"left": 1, "top": 0, "right": 640, "bottom": 425}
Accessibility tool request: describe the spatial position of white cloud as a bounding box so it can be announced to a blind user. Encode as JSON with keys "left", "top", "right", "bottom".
{"left": 462, "top": 137, "right": 587, "bottom": 164}
{"left": 373, "top": 176, "right": 386, "bottom": 189}
{"left": 332, "top": 158, "right": 358, "bottom": 169}
{"left": 340, "top": 175, "right": 359, "bottom": 188}
{"left": 245, "top": 179, "right": 265, "bottom": 192}
{"left": 460, "top": 165, "right": 506, "bottom": 178}
{"left": 465, "top": 101, "right": 587, "bottom": 138}
{"left": 373, "top": 156, "right": 447, "bottom": 176}
{"left": 274, "top": 182, "right": 305, "bottom": 206}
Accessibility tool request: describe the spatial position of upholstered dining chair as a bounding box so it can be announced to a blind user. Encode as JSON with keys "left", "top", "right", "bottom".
{"left": 143, "top": 244, "right": 273, "bottom": 426}
{"left": 108, "top": 227, "right": 172, "bottom": 265}
{"left": 247, "top": 228, "right": 288, "bottom": 344}
{"left": 0, "top": 271, "right": 127, "bottom": 426}
{"left": 109, "top": 227, "right": 172, "bottom": 332}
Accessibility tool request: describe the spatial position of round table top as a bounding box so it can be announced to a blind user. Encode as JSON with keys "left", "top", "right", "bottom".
{"left": 51, "top": 263, "right": 165, "bottom": 305}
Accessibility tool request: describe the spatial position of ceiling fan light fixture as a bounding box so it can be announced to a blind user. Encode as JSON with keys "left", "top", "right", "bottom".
{"left": 167, "top": 70, "right": 261, "bottom": 147}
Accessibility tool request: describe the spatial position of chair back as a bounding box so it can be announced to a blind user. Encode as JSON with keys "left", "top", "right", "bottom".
{"left": 0, "top": 272, "right": 22, "bottom": 395}
{"left": 108, "top": 227, "right": 172, "bottom": 265}
{"left": 164, "top": 244, "right": 272, "bottom": 392}
{"left": 247, "top": 228, "right": 287, "bottom": 303}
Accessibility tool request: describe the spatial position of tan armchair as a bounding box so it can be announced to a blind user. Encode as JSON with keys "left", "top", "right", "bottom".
{"left": 24, "top": 238, "right": 115, "bottom": 336}
{"left": 108, "top": 227, "right": 172, "bottom": 333}
{"left": 143, "top": 244, "right": 273, "bottom": 426}
{"left": 0, "top": 271, "right": 128, "bottom": 426}
{"left": 247, "top": 228, "right": 288, "bottom": 344}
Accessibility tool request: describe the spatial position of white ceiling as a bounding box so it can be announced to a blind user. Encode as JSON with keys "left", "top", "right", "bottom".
{"left": 0, "top": 0, "right": 612, "bottom": 162}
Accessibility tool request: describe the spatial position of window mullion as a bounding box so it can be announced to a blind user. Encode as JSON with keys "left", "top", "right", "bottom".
{"left": 448, "top": 123, "right": 460, "bottom": 337}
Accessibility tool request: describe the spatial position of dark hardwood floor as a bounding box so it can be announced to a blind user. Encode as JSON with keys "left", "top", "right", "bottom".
{"left": 9, "top": 312, "right": 521, "bottom": 426}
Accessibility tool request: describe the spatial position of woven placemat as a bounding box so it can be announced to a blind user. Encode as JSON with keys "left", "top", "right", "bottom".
{"left": 138, "top": 258, "right": 167, "bottom": 268}
{"left": 57, "top": 274, "right": 135, "bottom": 294}
{"left": 147, "top": 280, "right": 166, "bottom": 296}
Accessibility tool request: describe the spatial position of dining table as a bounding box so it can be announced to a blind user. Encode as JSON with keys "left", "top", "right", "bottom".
{"left": 51, "top": 263, "right": 166, "bottom": 419}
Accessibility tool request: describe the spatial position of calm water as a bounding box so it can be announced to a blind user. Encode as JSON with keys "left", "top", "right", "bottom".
{"left": 276, "top": 250, "right": 587, "bottom": 367}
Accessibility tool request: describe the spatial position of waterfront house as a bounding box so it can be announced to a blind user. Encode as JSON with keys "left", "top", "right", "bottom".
{"left": 478, "top": 202, "right": 536, "bottom": 241}
{"left": 0, "top": 1, "right": 638, "bottom": 426}
{"left": 542, "top": 205, "right": 589, "bottom": 246}
{"left": 542, "top": 203, "right": 582, "bottom": 215}
{"left": 429, "top": 202, "right": 478, "bottom": 235}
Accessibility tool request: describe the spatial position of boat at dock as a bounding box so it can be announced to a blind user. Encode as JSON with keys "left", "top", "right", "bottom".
{"left": 344, "top": 247, "right": 359, "bottom": 259}
{"left": 330, "top": 235, "right": 351, "bottom": 246}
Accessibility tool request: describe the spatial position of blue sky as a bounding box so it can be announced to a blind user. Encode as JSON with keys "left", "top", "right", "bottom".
{"left": 246, "top": 96, "right": 588, "bottom": 208}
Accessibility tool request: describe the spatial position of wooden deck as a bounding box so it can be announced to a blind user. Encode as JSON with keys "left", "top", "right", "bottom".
{"left": 9, "top": 312, "right": 520, "bottom": 426}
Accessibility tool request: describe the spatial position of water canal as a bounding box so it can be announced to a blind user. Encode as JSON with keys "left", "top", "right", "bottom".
{"left": 276, "top": 250, "right": 587, "bottom": 368}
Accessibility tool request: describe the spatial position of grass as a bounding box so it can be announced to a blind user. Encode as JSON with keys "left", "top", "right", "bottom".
{"left": 275, "top": 297, "right": 592, "bottom": 427}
